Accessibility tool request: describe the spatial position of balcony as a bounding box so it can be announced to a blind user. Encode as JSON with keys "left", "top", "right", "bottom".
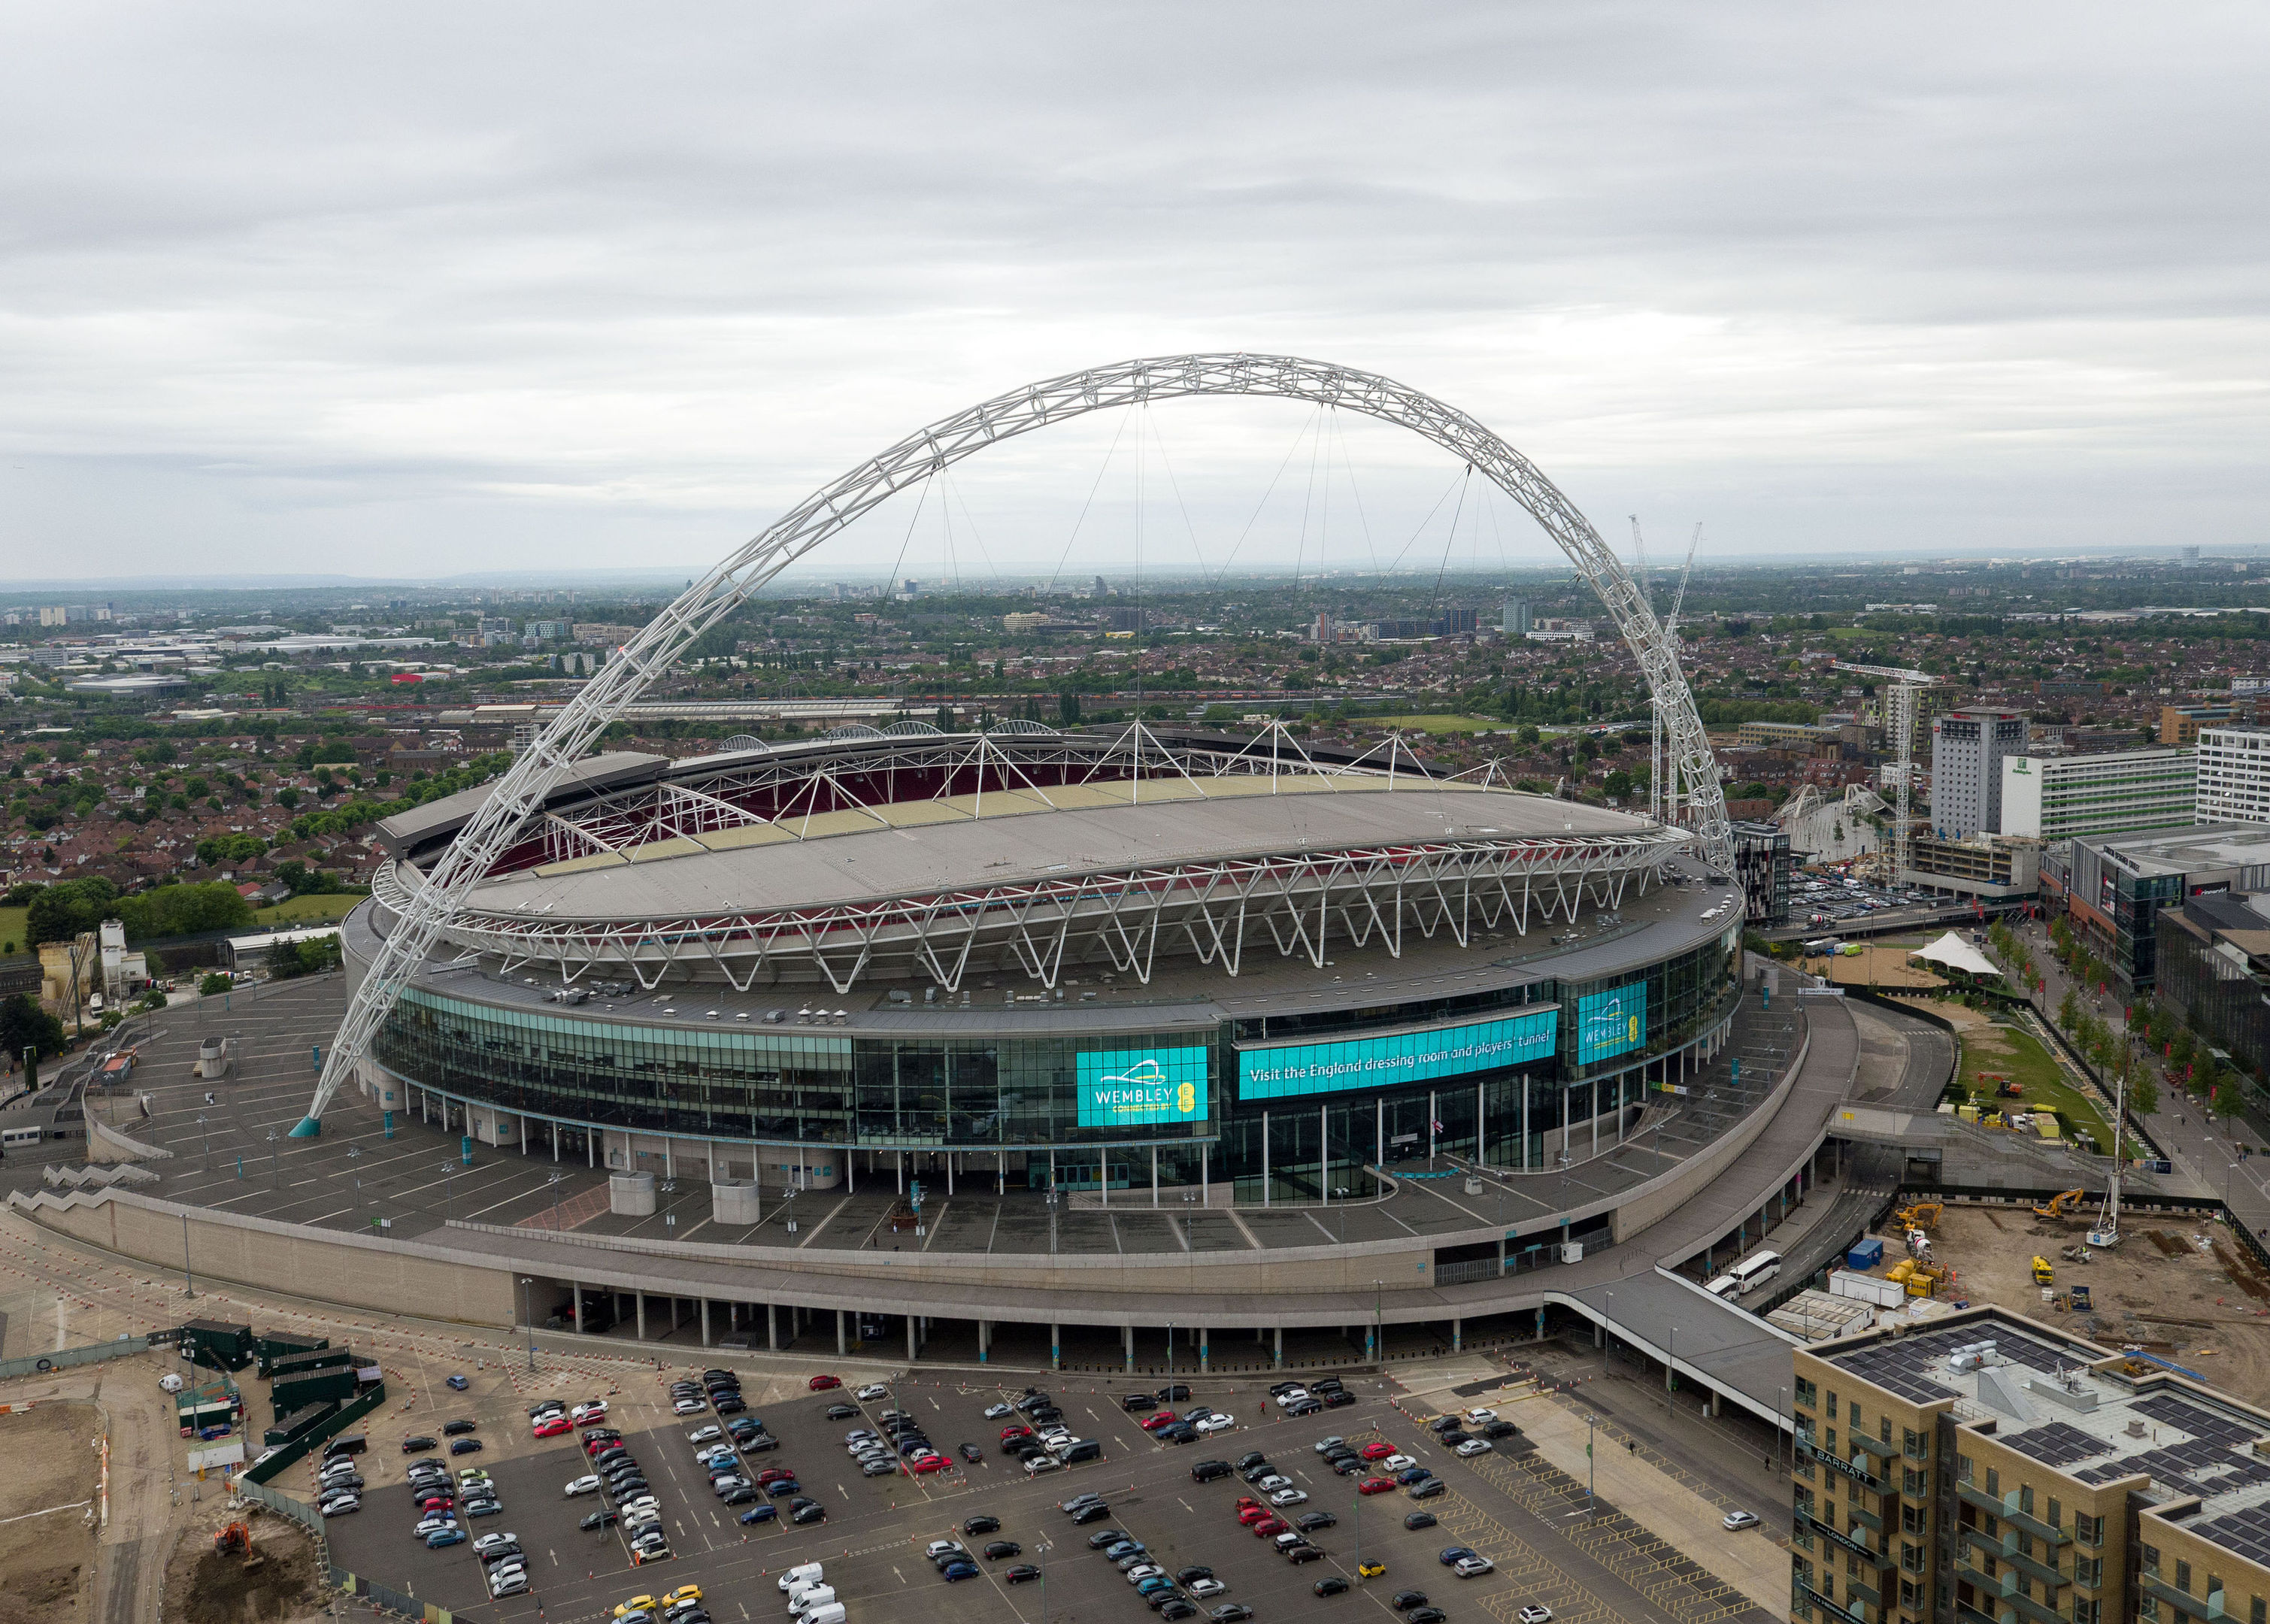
{"left": 1853, "top": 1432, "right": 1902, "bottom": 1461}
{"left": 2141, "top": 1576, "right": 2226, "bottom": 1620}
{"left": 1953, "top": 1561, "right": 2066, "bottom": 1624}
{"left": 1954, "top": 1484, "right": 2071, "bottom": 1547}
{"left": 1847, "top": 1501, "right": 1886, "bottom": 1535}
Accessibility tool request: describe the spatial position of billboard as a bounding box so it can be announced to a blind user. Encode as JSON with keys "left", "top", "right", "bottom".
{"left": 1238, "top": 1007, "right": 1558, "bottom": 1101}
{"left": 1576, "top": 982, "right": 1647, "bottom": 1065}
{"left": 1076, "top": 1046, "right": 1211, "bottom": 1127}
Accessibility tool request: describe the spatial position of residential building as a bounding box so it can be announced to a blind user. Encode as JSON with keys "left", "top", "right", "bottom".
{"left": 1930, "top": 708, "right": 2029, "bottom": 840}
{"left": 1997, "top": 747, "right": 2196, "bottom": 841}
{"left": 1793, "top": 1306, "right": 2270, "bottom": 1624}
{"left": 2063, "top": 822, "right": 2270, "bottom": 994}
{"left": 2195, "top": 726, "right": 2270, "bottom": 824}
{"left": 571, "top": 623, "right": 643, "bottom": 644}
{"left": 2162, "top": 702, "right": 2238, "bottom": 745}
{"left": 1738, "top": 721, "right": 1835, "bottom": 750}
{"left": 1898, "top": 833, "right": 2041, "bottom": 900}
{"left": 1502, "top": 598, "right": 1532, "bottom": 638}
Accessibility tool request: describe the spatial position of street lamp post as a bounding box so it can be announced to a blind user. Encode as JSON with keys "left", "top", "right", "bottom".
{"left": 182, "top": 1211, "right": 195, "bottom": 1300}
{"left": 1371, "top": 1280, "right": 1384, "bottom": 1368}
{"left": 440, "top": 1161, "right": 458, "bottom": 1225}
{"left": 1666, "top": 1324, "right": 1677, "bottom": 1415}
{"left": 265, "top": 1127, "right": 280, "bottom": 1181}
{"left": 197, "top": 1113, "right": 210, "bottom": 1171}
{"left": 1035, "top": 1538, "right": 1052, "bottom": 1624}
{"left": 1586, "top": 1412, "right": 1597, "bottom": 1519}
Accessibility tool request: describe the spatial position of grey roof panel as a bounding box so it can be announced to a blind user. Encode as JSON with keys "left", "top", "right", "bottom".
{"left": 463, "top": 786, "right": 1656, "bottom": 922}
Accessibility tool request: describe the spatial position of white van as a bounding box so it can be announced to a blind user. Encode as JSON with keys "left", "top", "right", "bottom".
{"left": 799, "top": 1607, "right": 845, "bottom": 1624}
{"left": 789, "top": 1586, "right": 837, "bottom": 1615}
{"left": 787, "top": 1579, "right": 831, "bottom": 1611}
{"left": 1729, "top": 1250, "right": 1783, "bottom": 1295}
{"left": 778, "top": 1564, "right": 823, "bottom": 1594}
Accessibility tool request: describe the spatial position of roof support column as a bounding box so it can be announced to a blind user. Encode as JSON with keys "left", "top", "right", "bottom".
{"left": 1050, "top": 1323, "right": 1061, "bottom": 1371}
{"left": 700, "top": 1298, "right": 710, "bottom": 1348}
{"left": 1272, "top": 1327, "right": 1283, "bottom": 1368}
{"left": 978, "top": 1319, "right": 990, "bottom": 1364}
{"left": 635, "top": 1290, "right": 645, "bottom": 1341}
{"left": 836, "top": 1309, "right": 846, "bottom": 1357}
{"left": 767, "top": 1303, "right": 778, "bottom": 1352}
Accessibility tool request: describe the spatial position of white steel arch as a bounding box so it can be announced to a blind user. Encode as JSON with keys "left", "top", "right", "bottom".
{"left": 292, "top": 353, "right": 1727, "bottom": 1135}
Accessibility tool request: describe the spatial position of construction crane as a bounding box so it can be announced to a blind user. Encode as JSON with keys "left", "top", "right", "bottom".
{"left": 1830, "top": 659, "right": 1939, "bottom": 879}
{"left": 2088, "top": 1052, "right": 2129, "bottom": 1250}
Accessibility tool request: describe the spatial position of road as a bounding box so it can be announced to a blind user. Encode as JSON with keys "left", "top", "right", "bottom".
{"left": 1993, "top": 917, "right": 2270, "bottom": 1240}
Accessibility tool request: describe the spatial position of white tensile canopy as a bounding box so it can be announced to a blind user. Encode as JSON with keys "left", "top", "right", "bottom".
{"left": 1910, "top": 931, "right": 2001, "bottom": 978}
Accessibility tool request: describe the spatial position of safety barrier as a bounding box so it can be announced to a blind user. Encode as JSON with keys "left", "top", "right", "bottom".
{"left": 329, "top": 1569, "right": 451, "bottom": 1624}
{"left": 0, "top": 1335, "right": 150, "bottom": 1383}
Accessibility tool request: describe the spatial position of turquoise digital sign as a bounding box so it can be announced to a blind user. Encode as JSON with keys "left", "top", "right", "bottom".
{"left": 1076, "top": 1046, "right": 1211, "bottom": 1127}
{"left": 1577, "top": 982, "right": 1647, "bottom": 1064}
{"left": 1237, "top": 1008, "right": 1559, "bottom": 1101}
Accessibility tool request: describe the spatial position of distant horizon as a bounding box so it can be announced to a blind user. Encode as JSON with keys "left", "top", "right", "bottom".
{"left": 4, "top": 539, "right": 2267, "bottom": 598}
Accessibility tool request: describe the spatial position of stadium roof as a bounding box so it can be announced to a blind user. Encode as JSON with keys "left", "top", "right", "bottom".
{"left": 460, "top": 780, "right": 1649, "bottom": 922}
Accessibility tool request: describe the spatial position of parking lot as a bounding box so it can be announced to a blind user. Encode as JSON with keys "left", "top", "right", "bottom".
{"left": 307, "top": 1353, "right": 1773, "bottom": 1624}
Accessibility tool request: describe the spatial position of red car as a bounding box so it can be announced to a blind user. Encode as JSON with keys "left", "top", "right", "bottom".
{"left": 1359, "top": 1442, "right": 1396, "bottom": 1461}
{"left": 1139, "top": 1413, "right": 1177, "bottom": 1433}
{"left": 532, "top": 1418, "right": 571, "bottom": 1438}
{"left": 1001, "top": 1425, "right": 1034, "bottom": 1441}
{"left": 808, "top": 1374, "right": 842, "bottom": 1391}
{"left": 1238, "top": 1507, "right": 1272, "bottom": 1527}
{"left": 756, "top": 1467, "right": 795, "bottom": 1484}
{"left": 909, "top": 1455, "right": 949, "bottom": 1474}
{"left": 1358, "top": 1477, "right": 1396, "bottom": 1495}
{"left": 1250, "top": 1516, "right": 1288, "bottom": 1538}
{"left": 1235, "top": 1495, "right": 1261, "bottom": 1510}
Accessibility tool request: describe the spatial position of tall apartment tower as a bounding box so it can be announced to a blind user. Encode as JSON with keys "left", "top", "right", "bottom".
{"left": 2194, "top": 724, "right": 2270, "bottom": 823}
{"left": 1502, "top": 599, "right": 1532, "bottom": 637}
{"left": 1930, "top": 707, "right": 2029, "bottom": 840}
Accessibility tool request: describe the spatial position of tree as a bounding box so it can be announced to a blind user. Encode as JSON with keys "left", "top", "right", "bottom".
{"left": 2129, "top": 1067, "right": 2160, "bottom": 1119}
{"left": 1602, "top": 769, "right": 1635, "bottom": 800}
{"left": 2057, "top": 989, "right": 2079, "bottom": 1032}
{"left": 0, "top": 994, "right": 65, "bottom": 1074}
{"left": 199, "top": 972, "right": 232, "bottom": 996}
{"left": 2212, "top": 1063, "right": 2247, "bottom": 1125}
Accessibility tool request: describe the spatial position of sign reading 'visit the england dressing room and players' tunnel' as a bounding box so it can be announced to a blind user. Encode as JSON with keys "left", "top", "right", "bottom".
{"left": 1235, "top": 1007, "right": 1559, "bottom": 1101}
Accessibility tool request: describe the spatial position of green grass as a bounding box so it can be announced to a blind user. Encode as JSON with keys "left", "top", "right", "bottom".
{"left": 1371, "top": 714, "right": 1513, "bottom": 735}
{"left": 253, "top": 893, "right": 362, "bottom": 926}
{"left": 1959, "top": 1018, "right": 2114, "bottom": 1153}
{"left": 0, "top": 905, "right": 26, "bottom": 958}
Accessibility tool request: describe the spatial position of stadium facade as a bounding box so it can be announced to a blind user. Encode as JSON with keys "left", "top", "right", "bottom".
{"left": 344, "top": 727, "right": 1747, "bottom": 1205}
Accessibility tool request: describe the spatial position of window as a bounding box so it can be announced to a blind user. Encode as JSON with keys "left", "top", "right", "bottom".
{"left": 2250, "top": 1597, "right": 2264, "bottom": 1624}
{"left": 2144, "top": 1546, "right": 2161, "bottom": 1577}
{"left": 2048, "top": 1498, "right": 2062, "bottom": 1532}
{"left": 1850, "top": 1400, "right": 1862, "bottom": 1426}
{"left": 1986, "top": 1468, "right": 2000, "bottom": 1497}
{"left": 2176, "top": 1560, "right": 2191, "bottom": 1593}
{"left": 1797, "top": 1377, "right": 1818, "bottom": 1409}
{"left": 2077, "top": 1513, "right": 2101, "bottom": 1547}
{"left": 1957, "top": 1453, "right": 1975, "bottom": 1484}
{"left": 1881, "top": 1416, "right": 1893, "bottom": 1444}
{"left": 2075, "top": 1599, "right": 2101, "bottom": 1624}
{"left": 2020, "top": 1484, "right": 2035, "bottom": 1515}
{"left": 1905, "top": 1428, "right": 1925, "bottom": 1461}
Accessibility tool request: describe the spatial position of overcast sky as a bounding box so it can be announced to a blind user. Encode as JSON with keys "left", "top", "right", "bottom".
{"left": 2, "top": 3, "right": 2265, "bottom": 586}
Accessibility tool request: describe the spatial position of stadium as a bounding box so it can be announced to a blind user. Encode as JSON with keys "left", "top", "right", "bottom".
{"left": 345, "top": 725, "right": 1744, "bottom": 1206}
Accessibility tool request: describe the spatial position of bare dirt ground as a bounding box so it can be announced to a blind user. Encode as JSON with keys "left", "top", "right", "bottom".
{"left": 1804, "top": 946, "right": 1947, "bottom": 990}
{"left": 0, "top": 1402, "right": 101, "bottom": 1624}
{"left": 1885, "top": 1204, "right": 2270, "bottom": 1405}
{"left": 162, "top": 1514, "right": 321, "bottom": 1624}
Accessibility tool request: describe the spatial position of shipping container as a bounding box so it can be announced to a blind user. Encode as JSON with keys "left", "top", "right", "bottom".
{"left": 253, "top": 1332, "right": 328, "bottom": 1376}
{"left": 1829, "top": 1268, "right": 1908, "bottom": 1309}
{"left": 1845, "top": 1238, "right": 1885, "bottom": 1271}
{"left": 180, "top": 1319, "right": 256, "bottom": 1371}
{"left": 271, "top": 1366, "right": 358, "bottom": 1412}
{"left": 264, "top": 1399, "right": 342, "bottom": 1447}
{"left": 267, "top": 1345, "right": 355, "bottom": 1380}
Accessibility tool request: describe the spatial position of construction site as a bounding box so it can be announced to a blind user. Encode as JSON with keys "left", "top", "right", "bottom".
{"left": 1827, "top": 1195, "right": 2270, "bottom": 1408}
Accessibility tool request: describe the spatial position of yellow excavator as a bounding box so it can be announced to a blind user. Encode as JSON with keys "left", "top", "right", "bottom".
{"left": 2033, "top": 1189, "right": 2087, "bottom": 1223}
{"left": 1894, "top": 1201, "right": 1944, "bottom": 1231}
